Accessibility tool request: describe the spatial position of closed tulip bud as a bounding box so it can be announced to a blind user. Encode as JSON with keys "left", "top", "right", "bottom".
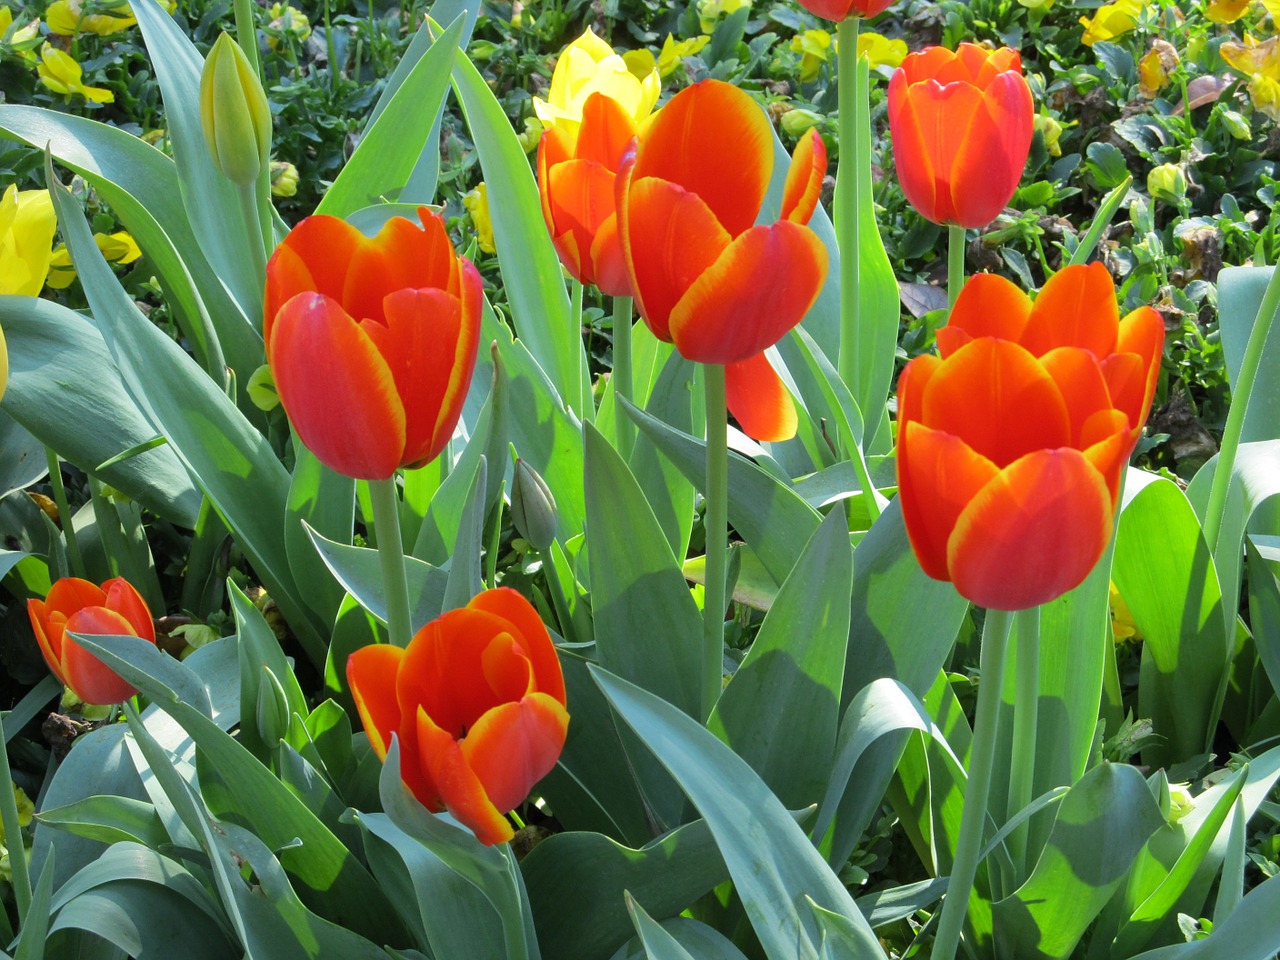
{"left": 511, "top": 457, "right": 558, "bottom": 550}
{"left": 1147, "top": 163, "right": 1187, "bottom": 204}
{"left": 200, "top": 33, "right": 272, "bottom": 186}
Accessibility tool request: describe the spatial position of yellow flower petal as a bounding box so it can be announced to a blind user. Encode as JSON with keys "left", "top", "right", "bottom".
{"left": 0, "top": 184, "right": 57, "bottom": 296}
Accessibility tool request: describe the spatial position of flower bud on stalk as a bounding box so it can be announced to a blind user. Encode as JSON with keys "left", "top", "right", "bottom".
{"left": 511, "top": 458, "right": 558, "bottom": 550}
{"left": 200, "top": 33, "right": 271, "bottom": 186}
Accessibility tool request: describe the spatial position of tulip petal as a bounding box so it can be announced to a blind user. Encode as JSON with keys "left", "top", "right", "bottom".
{"left": 896, "top": 420, "right": 1000, "bottom": 582}
{"left": 46, "top": 576, "right": 108, "bottom": 612}
{"left": 725, "top": 352, "right": 798, "bottom": 442}
{"left": 103, "top": 578, "right": 155, "bottom": 641}
{"left": 937, "top": 273, "right": 1032, "bottom": 356}
{"left": 467, "top": 587, "right": 566, "bottom": 704}
{"left": 417, "top": 707, "right": 514, "bottom": 845}
{"left": 667, "top": 221, "right": 827, "bottom": 364}
{"left": 61, "top": 607, "right": 141, "bottom": 705}
{"left": 947, "top": 449, "right": 1112, "bottom": 610}
{"left": 619, "top": 175, "right": 731, "bottom": 341}
{"left": 1081, "top": 408, "right": 1133, "bottom": 507}
{"left": 1105, "top": 305, "right": 1164, "bottom": 433}
{"left": 1019, "top": 262, "right": 1119, "bottom": 359}
{"left": 948, "top": 70, "right": 1033, "bottom": 228}
{"left": 587, "top": 212, "right": 631, "bottom": 297}
{"left": 576, "top": 91, "right": 639, "bottom": 167}
{"left": 633, "top": 80, "right": 772, "bottom": 238}
{"left": 347, "top": 643, "right": 406, "bottom": 761}
{"left": 343, "top": 212, "right": 457, "bottom": 325}
{"left": 780, "top": 129, "right": 826, "bottom": 225}
{"left": 265, "top": 215, "right": 364, "bottom": 348}
{"left": 920, "top": 338, "right": 1071, "bottom": 466}
{"left": 28, "top": 600, "right": 70, "bottom": 687}
{"left": 887, "top": 71, "right": 941, "bottom": 223}
{"left": 1038, "top": 346, "right": 1114, "bottom": 447}
{"left": 460, "top": 693, "right": 570, "bottom": 814}
{"left": 269, "top": 293, "right": 406, "bottom": 479}
{"left": 545, "top": 158, "right": 620, "bottom": 287}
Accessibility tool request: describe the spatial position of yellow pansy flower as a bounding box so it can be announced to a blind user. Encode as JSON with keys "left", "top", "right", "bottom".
{"left": 656, "top": 34, "right": 710, "bottom": 77}
{"left": 1262, "top": 0, "right": 1280, "bottom": 18}
{"left": 1034, "top": 113, "right": 1064, "bottom": 156}
{"left": 37, "top": 43, "right": 114, "bottom": 102}
{"left": 463, "top": 182, "right": 496, "bottom": 254}
{"left": 533, "top": 28, "right": 661, "bottom": 136}
{"left": 1109, "top": 582, "right": 1140, "bottom": 642}
{"left": 1079, "top": 0, "right": 1145, "bottom": 45}
{"left": 1206, "top": 0, "right": 1251, "bottom": 21}
{"left": 46, "top": 0, "right": 135, "bottom": 35}
{"left": 1138, "top": 39, "right": 1178, "bottom": 98}
{"left": 1017, "top": 0, "right": 1055, "bottom": 9}
{"left": 697, "top": 0, "right": 750, "bottom": 34}
{"left": 1250, "top": 72, "right": 1280, "bottom": 120}
{"left": 1221, "top": 33, "right": 1280, "bottom": 79}
{"left": 0, "top": 183, "right": 56, "bottom": 297}
{"left": 0, "top": 7, "right": 40, "bottom": 61}
{"left": 856, "top": 30, "right": 907, "bottom": 68}
{"left": 791, "top": 29, "right": 831, "bottom": 82}
{"left": 265, "top": 2, "right": 310, "bottom": 50}
{"left": 45, "top": 230, "right": 142, "bottom": 289}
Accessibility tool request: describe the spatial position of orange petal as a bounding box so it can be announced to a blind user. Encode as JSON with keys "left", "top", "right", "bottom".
{"left": 28, "top": 598, "right": 69, "bottom": 687}
{"left": 667, "top": 221, "right": 827, "bottom": 364}
{"left": 899, "top": 46, "right": 959, "bottom": 86}
{"left": 947, "top": 449, "right": 1113, "bottom": 610}
{"left": 545, "top": 158, "right": 619, "bottom": 287}
{"left": 1081, "top": 408, "right": 1133, "bottom": 507}
{"left": 588, "top": 211, "right": 631, "bottom": 297}
{"left": 633, "top": 80, "right": 772, "bottom": 238}
{"left": 103, "top": 578, "right": 154, "bottom": 641}
{"left": 347, "top": 643, "right": 406, "bottom": 761}
{"left": 61, "top": 607, "right": 141, "bottom": 705}
{"left": 619, "top": 175, "right": 731, "bottom": 342}
{"left": 780, "top": 129, "right": 826, "bottom": 225}
{"left": 725, "top": 352, "right": 798, "bottom": 442}
{"left": 887, "top": 72, "right": 941, "bottom": 223}
{"left": 343, "top": 214, "right": 454, "bottom": 326}
{"left": 896, "top": 352, "right": 941, "bottom": 427}
{"left": 919, "top": 338, "right": 1071, "bottom": 467}
{"left": 269, "top": 293, "right": 406, "bottom": 479}
{"left": 1038, "top": 346, "right": 1114, "bottom": 447}
{"left": 576, "top": 91, "right": 639, "bottom": 168}
{"left": 896, "top": 420, "right": 1000, "bottom": 583}
{"left": 45, "top": 576, "right": 108, "bottom": 614}
{"left": 1105, "top": 305, "right": 1164, "bottom": 435}
{"left": 460, "top": 693, "right": 569, "bottom": 815}
{"left": 1019, "top": 262, "right": 1119, "bottom": 359}
{"left": 417, "top": 707, "right": 513, "bottom": 845}
{"left": 467, "top": 588, "right": 566, "bottom": 704}
{"left": 948, "top": 71, "right": 1033, "bottom": 228}
{"left": 265, "top": 216, "right": 364, "bottom": 349}
{"left": 937, "top": 273, "right": 1032, "bottom": 357}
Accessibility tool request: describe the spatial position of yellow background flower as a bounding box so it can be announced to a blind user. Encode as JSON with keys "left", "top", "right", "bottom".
{"left": 656, "top": 34, "right": 710, "bottom": 78}
{"left": 697, "top": 0, "right": 750, "bottom": 34}
{"left": 36, "top": 43, "right": 114, "bottom": 101}
{"left": 45, "top": 231, "right": 142, "bottom": 289}
{"left": 791, "top": 29, "right": 831, "bottom": 82}
{"left": 857, "top": 31, "right": 907, "bottom": 69}
{"left": 533, "top": 28, "right": 661, "bottom": 135}
{"left": 0, "top": 183, "right": 57, "bottom": 296}
{"left": 1079, "top": 0, "right": 1144, "bottom": 46}
{"left": 463, "top": 182, "right": 496, "bottom": 254}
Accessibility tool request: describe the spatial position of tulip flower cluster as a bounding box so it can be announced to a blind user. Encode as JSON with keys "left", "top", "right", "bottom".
{"left": 896, "top": 263, "right": 1164, "bottom": 610}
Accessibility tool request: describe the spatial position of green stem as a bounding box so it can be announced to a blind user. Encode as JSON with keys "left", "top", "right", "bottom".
{"left": 1203, "top": 261, "right": 1280, "bottom": 552}
{"left": 570, "top": 278, "right": 585, "bottom": 417}
{"left": 612, "top": 295, "right": 635, "bottom": 462}
{"left": 932, "top": 607, "right": 1015, "bottom": 960}
{"left": 702, "top": 364, "right": 729, "bottom": 723}
{"left": 835, "top": 16, "right": 862, "bottom": 402}
{"left": 849, "top": 435, "right": 882, "bottom": 526}
{"left": 1006, "top": 605, "right": 1041, "bottom": 876}
{"left": 232, "top": 0, "right": 261, "bottom": 78}
{"left": 369, "top": 477, "right": 412, "bottom": 648}
{"left": 236, "top": 182, "right": 268, "bottom": 319}
{"left": 45, "top": 448, "right": 85, "bottom": 579}
{"left": 948, "top": 224, "right": 966, "bottom": 310}
{"left": 0, "top": 712, "right": 32, "bottom": 924}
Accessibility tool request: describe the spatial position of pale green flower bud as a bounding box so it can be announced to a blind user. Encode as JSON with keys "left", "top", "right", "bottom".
{"left": 1221, "top": 109, "right": 1251, "bottom": 141}
{"left": 511, "top": 457, "right": 557, "bottom": 550}
{"left": 781, "top": 107, "right": 823, "bottom": 138}
{"left": 200, "top": 33, "right": 272, "bottom": 186}
{"left": 1147, "top": 163, "right": 1187, "bottom": 205}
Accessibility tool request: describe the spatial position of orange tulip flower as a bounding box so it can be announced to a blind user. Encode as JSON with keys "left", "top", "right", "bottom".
{"left": 887, "top": 44, "right": 1034, "bottom": 228}
{"left": 798, "top": 0, "right": 896, "bottom": 20}
{"left": 896, "top": 263, "right": 1164, "bottom": 610}
{"left": 28, "top": 577, "right": 156, "bottom": 705}
{"left": 538, "top": 91, "right": 636, "bottom": 296}
{"left": 616, "top": 79, "right": 829, "bottom": 441}
{"left": 264, "top": 209, "right": 482, "bottom": 480}
{"left": 347, "top": 588, "right": 569, "bottom": 846}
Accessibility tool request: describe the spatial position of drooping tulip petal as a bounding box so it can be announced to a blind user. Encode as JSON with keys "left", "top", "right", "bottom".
{"left": 347, "top": 643, "right": 406, "bottom": 759}
{"left": 947, "top": 450, "right": 1113, "bottom": 610}
{"left": 62, "top": 607, "right": 147, "bottom": 706}
{"left": 725, "top": 352, "right": 798, "bottom": 443}
{"left": 780, "top": 128, "right": 827, "bottom": 224}
{"left": 459, "top": 693, "right": 570, "bottom": 813}
{"left": 416, "top": 707, "right": 514, "bottom": 845}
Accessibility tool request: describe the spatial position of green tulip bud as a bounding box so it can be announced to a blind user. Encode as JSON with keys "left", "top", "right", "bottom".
{"left": 1146, "top": 163, "right": 1187, "bottom": 205}
{"left": 200, "top": 33, "right": 272, "bottom": 186}
{"left": 511, "top": 457, "right": 558, "bottom": 550}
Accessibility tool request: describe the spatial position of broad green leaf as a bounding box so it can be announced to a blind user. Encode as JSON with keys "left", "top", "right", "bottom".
{"left": 1113, "top": 477, "right": 1228, "bottom": 767}
{"left": 591, "top": 666, "right": 886, "bottom": 960}
{"left": 0, "top": 297, "right": 200, "bottom": 526}
{"left": 854, "top": 879, "right": 948, "bottom": 930}
{"left": 36, "top": 796, "right": 168, "bottom": 849}
{"left": 451, "top": 52, "right": 584, "bottom": 414}
{"left": 0, "top": 409, "right": 45, "bottom": 500}
{"left": 991, "top": 763, "right": 1165, "bottom": 960}
{"left": 627, "top": 895, "right": 700, "bottom": 960}
{"left": 233, "top": 581, "right": 308, "bottom": 761}
{"left": 1126, "top": 872, "right": 1280, "bottom": 960}
{"left": 50, "top": 879, "right": 237, "bottom": 959}
{"left": 1247, "top": 535, "right": 1280, "bottom": 697}
{"left": 314, "top": 16, "right": 462, "bottom": 218}
{"left": 285, "top": 446, "right": 354, "bottom": 628}
{"left": 609, "top": 917, "right": 748, "bottom": 960}
{"left": 13, "top": 851, "right": 54, "bottom": 960}
{"left": 442, "top": 455, "right": 487, "bottom": 611}
{"left": 1216, "top": 266, "right": 1280, "bottom": 444}
{"left": 522, "top": 817, "right": 732, "bottom": 960}
{"left": 70, "top": 634, "right": 212, "bottom": 717}
{"left": 709, "top": 509, "right": 851, "bottom": 808}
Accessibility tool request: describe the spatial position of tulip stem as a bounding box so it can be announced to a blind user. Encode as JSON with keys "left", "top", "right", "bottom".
{"left": 369, "top": 477, "right": 412, "bottom": 648}
{"left": 570, "top": 278, "right": 586, "bottom": 418}
{"left": 1202, "top": 259, "right": 1280, "bottom": 553}
{"left": 948, "top": 224, "right": 966, "bottom": 310}
{"left": 1006, "top": 604, "right": 1041, "bottom": 878}
{"left": 835, "top": 15, "right": 862, "bottom": 411}
{"left": 932, "top": 606, "right": 1014, "bottom": 960}
{"left": 612, "top": 295, "right": 635, "bottom": 462}
{"left": 45, "top": 447, "right": 86, "bottom": 579}
{"left": 702, "top": 363, "right": 729, "bottom": 723}
{"left": 0, "top": 712, "right": 32, "bottom": 925}
{"left": 236, "top": 182, "right": 268, "bottom": 318}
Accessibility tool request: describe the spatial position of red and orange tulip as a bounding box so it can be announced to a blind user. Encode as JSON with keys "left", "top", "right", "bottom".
{"left": 264, "top": 209, "right": 482, "bottom": 480}
{"left": 797, "top": 0, "right": 896, "bottom": 21}
{"left": 538, "top": 91, "right": 636, "bottom": 296}
{"left": 347, "top": 588, "right": 569, "bottom": 846}
{"left": 28, "top": 577, "right": 156, "bottom": 705}
{"left": 896, "top": 263, "right": 1164, "bottom": 610}
{"left": 616, "top": 79, "right": 829, "bottom": 441}
{"left": 887, "top": 44, "right": 1034, "bottom": 228}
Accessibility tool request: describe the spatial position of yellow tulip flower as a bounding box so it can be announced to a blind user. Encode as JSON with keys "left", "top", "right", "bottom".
{"left": 0, "top": 184, "right": 57, "bottom": 297}
{"left": 36, "top": 43, "right": 114, "bottom": 102}
{"left": 533, "top": 28, "right": 661, "bottom": 135}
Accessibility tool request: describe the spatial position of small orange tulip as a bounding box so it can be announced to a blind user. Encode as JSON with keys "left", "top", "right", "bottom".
{"left": 538, "top": 91, "right": 636, "bottom": 296}
{"left": 798, "top": 0, "right": 896, "bottom": 20}
{"left": 264, "top": 209, "right": 482, "bottom": 480}
{"left": 616, "top": 79, "right": 829, "bottom": 441}
{"left": 896, "top": 263, "right": 1164, "bottom": 610}
{"left": 887, "top": 44, "right": 1034, "bottom": 228}
{"left": 347, "top": 588, "right": 569, "bottom": 846}
{"left": 28, "top": 577, "right": 156, "bottom": 705}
